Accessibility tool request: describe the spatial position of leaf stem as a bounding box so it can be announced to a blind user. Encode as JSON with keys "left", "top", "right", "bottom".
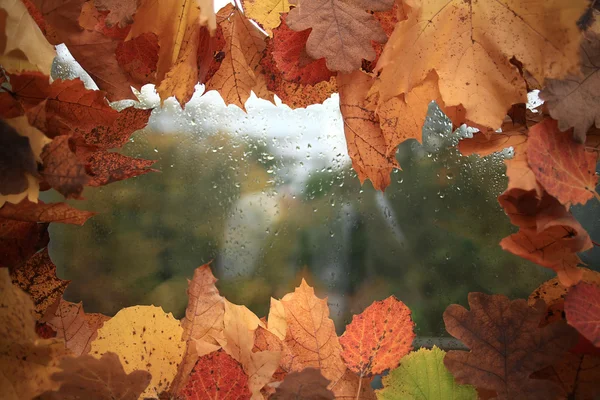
{"left": 355, "top": 372, "right": 363, "bottom": 400}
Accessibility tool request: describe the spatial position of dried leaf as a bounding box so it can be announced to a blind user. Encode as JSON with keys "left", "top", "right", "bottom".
{"left": 85, "top": 152, "right": 156, "bottom": 187}
{"left": 0, "top": 0, "right": 55, "bottom": 73}
{"left": 565, "top": 283, "right": 600, "bottom": 348}
{"left": 242, "top": 0, "right": 290, "bottom": 35}
{"left": 43, "top": 299, "right": 110, "bottom": 356}
{"left": 0, "top": 200, "right": 94, "bottom": 225}
{"left": 376, "top": 0, "right": 586, "bottom": 129}
{"left": 271, "top": 368, "right": 333, "bottom": 400}
{"left": 527, "top": 118, "right": 599, "bottom": 207}
{"left": 377, "top": 346, "right": 477, "bottom": 400}
{"left": 36, "top": 352, "right": 151, "bottom": 400}
{"left": 40, "top": 135, "right": 89, "bottom": 199}
{"left": 328, "top": 368, "right": 376, "bottom": 400}
{"left": 181, "top": 350, "right": 252, "bottom": 400}
{"left": 286, "top": 0, "right": 392, "bottom": 72}
{"left": 444, "top": 292, "right": 579, "bottom": 400}
{"left": 339, "top": 296, "right": 415, "bottom": 377}
{"left": 115, "top": 32, "right": 159, "bottom": 86}
{"left": 531, "top": 352, "right": 600, "bottom": 400}
{"left": 541, "top": 32, "right": 600, "bottom": 143}
{"left": 90, "top": 305, "right": 185, "bottom": 398}
{"left": 93, "top": 0, "right": 136, "bottom": 27}
{"left": 0, "top": 219, "right": 49, "bottom": 269}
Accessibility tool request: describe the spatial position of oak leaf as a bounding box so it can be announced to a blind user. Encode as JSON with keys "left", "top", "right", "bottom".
{"left": 43, "top": 299, "right": 110, "bottom": 356}
{"left": 242, "top": 0, "right": 290, "bottom": 35}
{"left": 0, "top": 268, "right": 67, "bottom": 400}
{"left": 565, "top": 282, "right": 600, "bottom": 348}
{"left": 181, "top": 349, "right": 252, "bottom": 400}
{"left": 36, "top": 352, "right": 152, "bottom": 400}
{"left": 527, "top": 118, "right": 599, "bottom": 207}
{"left": 376, "top": 0, "right": 587, "bottom": 129}
{"left": 286, "top": 0, "right": 393, "bottom": 72}
{"left": 377, "top": 346, "right": 477, "bottom": 400}
{"left": 541, "top": 32, "right": 600, "bottom": 143}
{"left": 90, "top": 305, "right": 185, "bottom": 398}
{"left": 0, "top": 218, "right": 49, "bottom": 269}
{"left": 271, "top": 368, "right": 333, "bottom": 400}
{"left": 0, "top": 200, "right": 94, "bottom": 225}
{"left": 444, "top": 292, "right": 579, "bottom": 400}
{"left": 339, "top": 295, "right": 415, "bottom": 377}
{"left": 0, "top": 0, "right": 55, "bottom": 73}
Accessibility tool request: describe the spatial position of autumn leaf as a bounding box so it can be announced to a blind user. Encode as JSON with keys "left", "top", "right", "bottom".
{"left": 565, "top": 282, "right": 600, "bottom": 348}
{"left": 271, "top": 368, "right": 334, "bottom": 400}
{"left": 541, "top": 32, "right": 600, "bottom": 143}
{"left": 85, "top": 152, "right": 157, "bottom": 187}
{"left": 377, "top": 346, "right": 477, "bottom": 400}
{"left": 339, "top": 296, "right": 414, "bottom": 377}
{"left": 375, "top": 0, "right": 586, "bottom": 130}
{"left": 36, "top": 352, "right": 152, "bottom": 400}
{"left": 361, "top": 2, "right": 405, "bottom": 73}
{"left": 0, "top": 268, "right": 67, "bottom": 400}
{"left": 443, "top": 292, "right": 579, "bottom": 400}
{"left": 0, "top": 0, "right": 55, "bottom": 73}
{"left": 40, "top": 135, "right": 89, "bottom": 199}
{"left": 328, "top": 368, "right": 376, "bottom": 400}
{"left": 115, "top": 32, "right": 159, "bottom": 86}
{"left": 43, "top": 299, "right": 110, "bottom": 356}
{"left": 338, "top": 70, "right": 399, "bottom": 191}
{"left": 90, "top": 305, "right": 185, "bottom": 398}
{"left": 527, "top": 118, "right": 599, "bottom": 206}
{"left": 181, "top": 349, "right": 252, "bottom": 400}
{"left": 93, "top": 0, "right": 137, "bottom": 28}
{"left": 0, "top": 218, "right": 49, "bottom": 269}
{"left": 0, "top": 200, "right": 95, "bottom": 225}
{"left": 242, "top": 0, "right": 290, "bottom": 35}
{"left": 286, "top": 0, "right": 393, "bottom": 72}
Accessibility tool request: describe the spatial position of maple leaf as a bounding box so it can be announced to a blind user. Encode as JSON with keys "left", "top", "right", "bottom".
{"left": 42, "top": 299, "right": 110, "bottom": 356}
{"left": 377, "top": 346, "right": 477, "bottom": 400}
{"left": 85, "top": 152, "right": 157, "bottom": 187}
{"left": 36, "top": 352, "right": 152, "bottom": 400}
{"left": 242, "top": 0, "right": 290, "bottom": 35}
{"left": 375, "top": 0, "right": 587, "bottom": 130}
{"left": 197, "top": 24, "right": 226, "bottom": 84}
{"left": 205, "top": 6, "right": 274, "bottom": 110}
{"left": 90, "top": 305, "right": 185, "bottom": 398}
{"left": 530, "top": 352, "right": 600, "bottom": 399}
{"left": 271, "top": 368, "right": 334, "bottom": 400}
{"left": 270, "top": 14, "right": 334, "bottom": 86}
{"left": 0, "top": 218, "right": 49, "bottom": 269}
{"left": 115, "top": 32, "right": 159, "bottom": 86}
{"left": 40, "top": 135, "right": 89, "bottom": 199}
{"left": 339, "top": 296, "right": 415, "bottom": 377}
{"left": 338, "top": 70, "right": 399, "bottom": 191}
{"left": 527, "top": 118, "right": 599, "bottom": 207}
{"left": 443, "top": 292, "right": 579, "bottom": 400}
{"left": 0, "top": 268, "right": 67, "bottom": 400}
{"left": 361, "top": 2, "right": 406, "bottom": 73}
{"left": 0, "top": 200, "right": 95, "bottom": 225}
{"left": 0, "top": 0, "right": 55, "bottom": 74}
{"left": 541, "top": 32, "right": 600, "bottom": 143}
{"left": 286, "top": 0, "right": 393, "bottom": 72}
{"left": 181, "top": 349, "right": 252, "bottom": 400}
{"left": 565, "top": 282, "right": 600, "bottom": 348}
{"left": 9, "top": 248, "right": 70, "bottom": 318}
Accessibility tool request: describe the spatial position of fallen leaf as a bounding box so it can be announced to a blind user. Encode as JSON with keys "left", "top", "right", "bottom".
{"left": 286, "top": 0, "right": 393, "bottom": 72}
{"left": 328, "top": 368, "right": 376, "bottom": 400}
{"left": 527, "top": 118, "right": 599, "bottom": 206}
{"left": 338, "top": 70, "right": 399, "bottom": 191}
{"left": 90, "top": 305, "right": 185, "bottom": 398}
{"left": 0, "top": 0, "right": 55, "bottom": 73}
{"left": 85, "top": 152, "right": 156, "bottom": 187}
{"left": 443, "top": 292, "right": 579, "bottom": 400}
{"left": 9, "top": 248, "right": 69, "bottom": 317}
{"left": 541, "top": 32, "right": 600, "bottom": 143}
{"left": 339, "top": 296, "right": 415, "bottom": 377}
{"left": 242, "top": 0, "right": 290, "bottom": 35}
{"left": 36, "top": 352, "right": 151, "bottom": 400}
{"left": 271, "top": 368, "right": 333, "bottom": 400}
{"left": 270, "top": 14, "right": 334, "bottom": 86}
{"left": 181, "top": 350, "right": 252, "bottom": 400}
{"left": 40, "top": 135, "right": 89, "bottom": 199}
{"left": 565, "top": 283, "right": 600, "bottom": 348}
{"left": 377, "top": 346, "right": 477, "bottom": 400}
{"left": 43, "top": 299, "right": 110, "bottom": 356}
{"left": 93, "top": 0, "right": 136, "bottom": 27}
{"left": 0, "top": 268, "right": 66, "bottom": 400}
{"left": 376, "top": 0, "right": 586, "bottom": 129}
{"left": 279, "top": 280, "right": 346, "bottom": 387}
{"left": 0, "top": 200, "right": 94, "bottom": 225}
{"left": 0, "top": 219, "right": 49, "bottom": 269}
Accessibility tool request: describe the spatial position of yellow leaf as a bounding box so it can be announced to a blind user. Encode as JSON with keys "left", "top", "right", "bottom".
{"left": 0, "top": 0, "right": 56, "bottom": 73}
{"left": 90, "top": 305, "right": 185, "bottom": 399}
{"left": 267, "top": 298, "right": 287, "bottom": 341}
{"left": 242, "top": 0, "right": 290, "bottom": 35}
{"left": 376, "top": 0, "right": 587, "bottom": 129}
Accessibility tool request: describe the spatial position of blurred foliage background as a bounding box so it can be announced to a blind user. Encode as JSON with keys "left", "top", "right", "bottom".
{"left": 45, "top": 102, "right": 599, "bottom": 338}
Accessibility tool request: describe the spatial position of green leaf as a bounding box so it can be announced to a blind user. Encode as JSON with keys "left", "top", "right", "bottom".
{"left": 376, "top": 346, "right": 477, "bottom": 400}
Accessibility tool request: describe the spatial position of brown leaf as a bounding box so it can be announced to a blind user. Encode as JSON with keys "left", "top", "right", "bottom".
{"left": 0, "top": 219, "right": 49, "bottom": 269}
{"left": 541, "top": 32, "right": 600, "bottom": 143}
{"left": 197, "top": 24, "right": 225, "bottom": 84}
{"left": 530, "top": 352, "right": 600, "bottom": 399}
{"left": 40, "top": 136, "right": 89, "bottom": 199}
{"left": 10, "top": 248, "right": 70, "bottom": 318}
{"left": 85, "top": 152, "right": 156, "bottom": 187}
{"left": 36, "top": 352, "right": 151, "bottom": 400}
{"left": 0, "top": 118, "right": 41, "bottom": 197}
{"left": 328, "top": 368, "right": 376, "bottom": 400}
{"left": 93, "top": 0, "right": 136, "bottom": 27}
{"left": 286, "top": 0, "right": 392, "bottom": 72}
{"left": 338, "top": 70, "right": 399, "bottom": 191}
{"left": 444, "top": 292, "right": 579, "bottom": 400}
{"left": 271, "top": 368, "right": 334, "bottom": 400}
{"left": 43, "top": 299, "right": 110, "bottom": 356}
{"left": 115, "top": 32, "right": 159, "bottom": 86}
{"left": 565, "top": 283, "right": 600, "bottom": 348}
{"left": 0, "top": 200, "right": 95, "bottom": 225}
